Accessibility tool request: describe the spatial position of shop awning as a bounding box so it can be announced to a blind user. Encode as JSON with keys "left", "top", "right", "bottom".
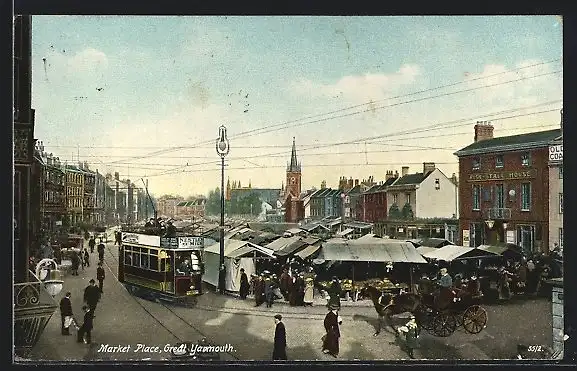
{"left": 295, "top": 244, "right": 322, "bottom": 259}
{"left": 421, "top": 245, "right": 493, "bottom": 261}
{"left": 265, "top": 236, "right": 302, "bottom": 252}
{"left": 317, "top": 240, "right": 427, "bottom": 263}
{"left": 204, "top": 239, "right": 274, "bottom": 258}
{"left": 416, "top": 246, "right": 437, "bottom": 255}
{"left": 275, "top": 240, "right": 308, "bottom": 257}
{"left": 226, "top": 244, "right": 276, "bottom": 259}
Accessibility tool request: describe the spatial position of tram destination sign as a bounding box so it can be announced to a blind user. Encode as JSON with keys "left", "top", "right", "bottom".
{"left": 467, "top": 169, "right": 536, "bottom": 182}
{"left": 122, "top": 233, "right": 161, "bottom": 247}
{"left": 178, "top": 236, "right": 204, "bottom": 249}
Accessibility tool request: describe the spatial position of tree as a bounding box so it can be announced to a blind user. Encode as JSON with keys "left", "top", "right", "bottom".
{"left": 388, "top": 203, "right": 402, "bottom": 220}
{"left": 205, "top": 188, "right": 221, "bottom": 215}
{"left": 402, "top": 203, "right": 414, "bottom": 220}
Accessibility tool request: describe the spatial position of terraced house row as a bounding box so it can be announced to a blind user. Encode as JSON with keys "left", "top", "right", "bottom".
{"left": 31, "top": 141, "right": 153, "bottom": 233}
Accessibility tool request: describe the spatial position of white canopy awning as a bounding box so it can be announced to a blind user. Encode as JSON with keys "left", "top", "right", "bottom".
{"left": 318, "top": 240, "right": 427, "bottom": 263}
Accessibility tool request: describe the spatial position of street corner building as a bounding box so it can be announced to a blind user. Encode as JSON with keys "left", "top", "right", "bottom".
{"left": 454, "top": 117, "right": 563, "bottom": 255}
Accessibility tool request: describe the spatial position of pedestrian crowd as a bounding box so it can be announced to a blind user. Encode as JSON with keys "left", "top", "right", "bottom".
{"left": 58, "top": 233, "right": 106, "bottom": 345}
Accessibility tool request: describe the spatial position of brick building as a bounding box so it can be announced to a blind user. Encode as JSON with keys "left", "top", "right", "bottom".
{"left": 454, "top": 121, "right": 561, "bottom": 254}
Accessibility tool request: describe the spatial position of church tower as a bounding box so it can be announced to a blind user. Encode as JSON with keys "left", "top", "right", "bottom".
{"left": 285, "top": 137, "right": 302, "bottom": 199}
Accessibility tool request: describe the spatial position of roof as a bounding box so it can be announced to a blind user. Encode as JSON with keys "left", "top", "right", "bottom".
{"left": 417, "top": 238, "right": 454, "bottom": 248}
{"left": 344, "top": 221, "right": 373, "bottom": 229}
{"left": 286, "top": 228, "right": 304, "bottom": 234}
{"left": 204, "top": 239, "right": 275, "bottom": 258}
{"left": 264, "top": 235, "right": 302, "bottom": 252}
{"left": 275, "top": 240, "right": 308, "bottom": 257}
{"left": 454, "top": 128, "right": 561, "bottom": 157}
{"left": 346, "top": 185, "right": 362, "bottom": 195}
{"left": 302, "top": 236, "right": 321, "bottom": 245}
{"left": 300, "top": 222, "right": 329, "bottom": 232}
{"left": 295, "top": 244, "right": 322, "bottom": 259}
{"left": 336, "top": 228, "right": 354, "bottom": 236}
{"left": 477, "top": 244, "right": 523, "bottom": 256}
{"left": 389, "top": 171, "right": 432, "bottom": 187}
{"left": 311, "top": 188, "right": 332, "bottom": 198}
{"left": 421, "top": 245, "right": 493, "bottom": 261}
{"left": 416, "top": 246, "right": 438, "bottom": 255}
{"left": 356, "top": 233, "right": 376, "bottom": 241}
{"left": 318, "top": 240, "right": 427, "bottom": 263}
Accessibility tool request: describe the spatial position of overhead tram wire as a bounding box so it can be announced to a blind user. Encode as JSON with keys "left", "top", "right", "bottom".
{"left": 84, "top": 108, "right": 560, "bottom": 177}
{"left": 126, "top": 116, "right": 559, "bottom": 179}
{"left": 43, "top": 58, "right": 561, "bottom": 152}
{"left": 96, "top": 72, "right": 561, "bottom": 175}
{"left": 102, "top": 64, "right": 561, "bottom": 166}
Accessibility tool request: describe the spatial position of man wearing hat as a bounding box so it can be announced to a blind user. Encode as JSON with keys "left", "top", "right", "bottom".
{"left": 322, "top": 305, "right": 341, "bottom": 357}
{"left": 327, "top": 277, "right": 342, "bottom": 310}
{"left": 83, "top": 279, "right": 101, "bottom": 314}
{"left": 272, "top": 314, "right": 287, "bottom": 360}
{"left": 239, "top": 268, "right": 249, "bottom": 300}
{"left": 254, "top": 274, "right": 265, "bottom": 307}
{"left": 436, "top": 268, "right": 453, "bottom": 309}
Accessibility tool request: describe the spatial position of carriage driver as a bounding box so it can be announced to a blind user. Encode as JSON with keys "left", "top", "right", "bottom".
{"left": 435, "top": 268, "right": 454, "bottom": 308}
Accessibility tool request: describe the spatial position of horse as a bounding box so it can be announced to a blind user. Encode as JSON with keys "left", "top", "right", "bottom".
{"left": 360, "top": 284, "right": 423, "bottom": 336}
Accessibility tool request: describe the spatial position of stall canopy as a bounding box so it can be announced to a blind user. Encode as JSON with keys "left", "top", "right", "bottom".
{"left": 265, "top": 235, "right": 302, "bottom": 252}
{"left": 336, "top": 228, "right": 354, "bottom": 237}
{"left": 317, "top": 240, "right": 427, "bottom": 263}
{"left": 416, "top": 246, "right": 438, "bottom": 256}
{"left": 203, "top": 239, "right": 275, "bottom": 292}
{"left": 275, "top": 239, "right": 308, "bottom": 257}
{"left": 477, "top": 244, "right": 523, "bottom": 257}
{"left": 420, "top": 245, "right": 494, "bottom": 261}
{"left": 295, "top": 244, "right": 322, "bottom": 259}
{"left": 418, "top": 238, "right": 454, "bottom": 248}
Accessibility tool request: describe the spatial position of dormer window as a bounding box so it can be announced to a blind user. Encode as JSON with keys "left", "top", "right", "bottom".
{"left": 434, "top": 178, "right": 440, "bottom": 190}
{"left": 495, "top": 155, "right": 504, "bottom": 168}
{"left": 521, "top": 153, "right": 531, "bottom": 167}
{"left": 472, "top": 157, "right": 481, "bottom": 171}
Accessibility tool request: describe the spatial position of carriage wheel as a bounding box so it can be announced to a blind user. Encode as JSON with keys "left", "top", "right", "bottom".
{"left": 416, "top": 306, "right": 434, "bottom": 331}
{"left": 462, "top": 305, "right": 487, "bottom": 334}
{"left": 432, "top": 312, "right": 457, "bottom": 337}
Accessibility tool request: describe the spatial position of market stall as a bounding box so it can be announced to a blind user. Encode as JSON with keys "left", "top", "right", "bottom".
{"left": 314, "top": 238, "right": 427, "bottom": 301}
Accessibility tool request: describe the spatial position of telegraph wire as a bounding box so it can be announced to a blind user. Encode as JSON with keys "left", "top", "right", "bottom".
{"left": 102, "top": 67, "right": 561, "bottom": 165}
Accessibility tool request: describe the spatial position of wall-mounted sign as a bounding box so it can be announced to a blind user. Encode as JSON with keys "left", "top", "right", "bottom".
{"left": 468, "top": 169, "right": 536, "bottom": 182}
{"left": 549, "top": 144, "right": 563, "bottom": 162}
{"left": 178, "top": 236, "right": 204, "bottom": 249}
{"left": 462, "top": 230, "right": 470, "bottom": 246}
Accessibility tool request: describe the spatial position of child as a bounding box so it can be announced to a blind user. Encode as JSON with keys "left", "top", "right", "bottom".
{"left": 77, "top": 305, "right": 94, "bottom": 344}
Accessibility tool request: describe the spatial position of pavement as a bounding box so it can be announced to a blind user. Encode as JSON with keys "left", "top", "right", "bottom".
{"left": 21, "top": 230, "right": 554, "bottom": 362}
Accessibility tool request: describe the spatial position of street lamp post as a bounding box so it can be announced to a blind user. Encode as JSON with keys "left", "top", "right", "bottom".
{"left": 216, "top": 125, "right": 229, "bottom": 294}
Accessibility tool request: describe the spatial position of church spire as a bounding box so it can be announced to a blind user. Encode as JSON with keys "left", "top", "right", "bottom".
{"left": 287, "top": 137, "right": 301, "bottom": 172}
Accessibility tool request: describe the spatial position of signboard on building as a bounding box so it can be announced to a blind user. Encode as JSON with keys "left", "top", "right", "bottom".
{"left": 160, "top": 237, "right": 179, "bottom": 249}
{"left": 122, "top": 233, "right": 161, "bottom": 247}
{"left": 506, "top": 230, "right": 516, "bottom": 244}
{"left": 178, "top": 236, "right": 204, "bottom": 249}
{"left": 468, "top": 169, "right": 536, "bottom": 182}
{"left": 549, "top": 144, "right": 563, "bottom": 162}
{"left": 462, "top": 229, "right": 470, "bottom": 246}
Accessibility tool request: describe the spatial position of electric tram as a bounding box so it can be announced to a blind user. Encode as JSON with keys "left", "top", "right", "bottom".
{"left": 118, "top": 229, "right": 205, "bottom": 304}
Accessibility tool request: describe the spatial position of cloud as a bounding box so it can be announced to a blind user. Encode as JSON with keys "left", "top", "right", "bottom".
{"left": 68, "top": 47, "right": 109, "bottom": 72}
{"left": 290, "top": 64, "right": 422, "bottom": 104}
{"left": 463, "top": 59, "right": 562, "bottom": 107}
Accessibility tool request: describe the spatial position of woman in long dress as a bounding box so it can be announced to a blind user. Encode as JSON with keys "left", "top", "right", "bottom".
{"left": 303, "top": 272, "right": 315, "bottom": 306}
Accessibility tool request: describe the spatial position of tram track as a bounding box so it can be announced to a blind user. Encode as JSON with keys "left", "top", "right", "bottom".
{"left": 102, "top": 242, "right": 241, "bottom": 361}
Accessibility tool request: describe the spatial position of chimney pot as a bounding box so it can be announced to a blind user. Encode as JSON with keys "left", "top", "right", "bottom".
{"left": 355, "top": 179, "right": 359, "bottom": 186}
{"left": 423, "top": 162, "right": 436, "bottom": 174}
{"left": 474, "top": 121, "right": 494, "bottom": 142}
{"left": 401, "top": 166, "right": 409, "bottom": 177}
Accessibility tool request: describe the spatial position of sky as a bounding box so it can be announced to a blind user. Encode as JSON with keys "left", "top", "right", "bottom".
{"left": 31, "top": 16, "right": 563, "bottom": 198}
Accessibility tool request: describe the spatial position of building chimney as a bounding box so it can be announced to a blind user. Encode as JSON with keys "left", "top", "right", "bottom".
{"left": 78, "top": 162, "right": 83, "bottom": 169}
{"left": 385, "top": 170, "right": 395, "bottom": 181}
{"left": 394, "top": 170, "right": 399, "bottom": 178}
{"left": 355, "top": 179, "right": 359, "bottom": 187}
{"left": 423, "top": 162, "right": 436, "bottom": 174}
{"left": 401, "top": 166, "right": 409, "bottom": 177}
{"left": 474, "top": 120, "right": 494, "bottom": 142}
{"left": 114, "top": 172, "right": 119, "bottom": 180}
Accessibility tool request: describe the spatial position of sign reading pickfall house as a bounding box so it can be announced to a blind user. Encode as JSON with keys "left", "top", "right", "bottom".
{"left": 468, "top": 169, "right": 536, "bottom": 182}
{"left": 549, "top": 144, "right": 563, "bottom": 163}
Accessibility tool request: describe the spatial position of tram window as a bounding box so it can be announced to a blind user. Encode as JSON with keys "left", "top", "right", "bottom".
{"left": 140, "top": 253, "right": 149, "bottom": 269}
{"left": 149, "top": 249, "right": 158, "bottom": 255}
{"left": 124, "top": 246, "right": 132, "bottom": 252}
{"left": 124, "top": 252, "right": 132, "bottom": 265}
{"left": 132, "top": 252, "right": 140, "bottom": 267}
{"left": 141, "top": 248, "right": 149, "bottom": 255}
{"left": 149, "top": 255, "right": 159, "bottom": 270}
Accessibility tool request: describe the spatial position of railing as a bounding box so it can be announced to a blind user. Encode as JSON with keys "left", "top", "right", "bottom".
{"left": 485, "top": 208, "right": 511, "bottom": 220}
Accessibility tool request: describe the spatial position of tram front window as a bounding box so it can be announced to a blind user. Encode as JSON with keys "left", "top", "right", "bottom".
{"left": 175, "top": 251, "right": 201, "bottom": 275}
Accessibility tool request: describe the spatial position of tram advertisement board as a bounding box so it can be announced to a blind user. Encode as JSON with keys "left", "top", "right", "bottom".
{"left": 178, "top": 237, "right": 204, "bottom": 249}
{"left": 160, "top": 237, "right": 179, "bottom": 249}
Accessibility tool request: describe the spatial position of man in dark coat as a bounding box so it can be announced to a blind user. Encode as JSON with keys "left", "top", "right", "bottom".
{"left": 165, "top": 221, "right": 177, "bottom": 237}
{"left": 264, "top": 276, "right": 274, "bottom": 308}
{"left": 59, "top": 292, "right": 73, "bottom": 335}
{"left": 322, "top": 306, "right": 341, "bottom": 357}
{"left": 70, "top": 251, "right": 80, "bottom": 275}
{"left": 288, "top": 274, "right": 298, "bottom": 306}
{"left": 114, "top": 231, "right": 122, "bottom": 246}
{"left": 279, "top": 268, "right": 290, "bottom": 301}
{"left": 77, "top": 305, "right": 94, "bottom": 344}
{"left": 239, "top": 268, "right": 249, "bottom": 300}
{"left": 88, "top": 236, "right": 96, "bottom": 253}
{"left": 254, "top": 275, "right": 264, "bottom": 307}
{"left": 97, "top": 241, "right": 105, "bottom": 263}
{"left": 272, "top": 314, "right": 287, "bottom": 360}
{"left": 96, "top": 262, "right": 106, "bottom": 293}
{"left": 296, "top": 273, "right": 306, "bottom": 306}
{"left": 83, "top": 279, "right": 101, "bottom": 314}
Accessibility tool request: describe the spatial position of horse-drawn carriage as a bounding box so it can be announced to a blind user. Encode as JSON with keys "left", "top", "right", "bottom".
{"left": 362, "top": 277, "right": 488, "bottom": 338}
